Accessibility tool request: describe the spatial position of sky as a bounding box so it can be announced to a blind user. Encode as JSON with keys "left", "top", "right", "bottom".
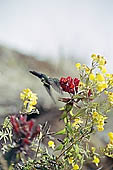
{"left": 0, "top": 0, "right": 113, "bottom": 71}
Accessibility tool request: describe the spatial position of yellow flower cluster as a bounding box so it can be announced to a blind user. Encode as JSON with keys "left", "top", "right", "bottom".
{"left": 20, "top": 88, "right": 38, "bottom": 112}
{"left": 89, "top": 54, "right": 111, "bottom": 92}
{"left": 92, "top": 112, "right": 107, "bottom": 131}
{"left": 75, "top": 63, "right": 90, "bottom": 74}
{"left": 89, "top": 72, "right": 108, "bottom": 92}
{"left": 72, "top": 118, "right": 83, "bottom": 129}
{"left": 89, "top": 72, "right": 113, "bottom": 92}
{"left": 105, "top": 91, "right": 113, "bottom": 105}
{"left": 91, "top": 54, "right": 106, "bottom": 66}
{"left": 76, "top": 54, "right": 110, "bottom": 93}
{"left": 108, "top": 132, "right": 113, "bottom": 145}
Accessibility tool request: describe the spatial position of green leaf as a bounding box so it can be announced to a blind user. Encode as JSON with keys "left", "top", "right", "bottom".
{"left": 73, "top": 94, "right": 83, "bottom": 99}
{"left": 59, "top": 107, "right": 65, "bottom": 111}
{"left": 77, "top": 154, "right": 82, "bottom": 160}
{"left": 74, "top": 108, "right": 86, "bottom": 117}
{"left": 61, "top": 111, "right": 67, "bottom": 119}
{"left": 65, "top": 104, "right": 73, "bottom": 112}
{"left": 55, "top": 144, "right": 63, "bottom": 151}
{"left": 56, "top": 128, "right": 66, "bottom": 135}
{"left": 75, "top": 144, "right": 79, "bottom": 154}
{"left": 67, "top": 123, "right": 73, "bottom": 134}
{"left": 70, "top": 109, "right": 74, "bottom": 116}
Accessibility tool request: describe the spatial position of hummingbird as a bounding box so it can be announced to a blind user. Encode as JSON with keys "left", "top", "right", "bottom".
{"left": 29, "top": 71, "right": 63, "bottom": 103}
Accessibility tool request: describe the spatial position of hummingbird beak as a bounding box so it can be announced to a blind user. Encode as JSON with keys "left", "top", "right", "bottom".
{"left": 29, "top": 71, "right": 42, "bottom": 79}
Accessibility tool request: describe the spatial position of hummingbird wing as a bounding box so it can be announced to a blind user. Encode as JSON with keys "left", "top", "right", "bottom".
{"left": 48, "top": 78, "right": 63, "bottom": 94}
{"left": 44, "top": 83, "right": 56, "bottom": 104}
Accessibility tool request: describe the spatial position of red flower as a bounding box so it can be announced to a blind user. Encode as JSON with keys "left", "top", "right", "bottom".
{"left": 60, "top": 76, "right": 80, "bottom": 94}
{"left": 10, "top": 115, "right": 40, "bottom": 147}
{"left": 74, "top": 78, "right": 80, "bottom": 87}
{"left": 74, "top": 78, "right": 80, "bottom": 93}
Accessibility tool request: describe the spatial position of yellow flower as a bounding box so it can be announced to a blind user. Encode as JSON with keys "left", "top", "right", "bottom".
{"left": 73, "top": 164, "right": 79, "bottom": 170}
{"left": 28, "top": 104, "right": 35, "bottom": 112}
{"left": 75, "top": 63, "right": 81, "bottom": 70}
{"left": 20, "top": 88, "right": 31, "bottom": 100}
{"left": 98, "top": 56, "right": 106, "bottom": 66}
{"left": 92, "top": 112, "right": 99, "bottom": 119}
{"left": 97, "top": 125, "right": 104, "bottom": 131}
{"left": 108, "top": 132, "right": 113, "bottom": 140}
{"left": 20, "top": 88, "right": 37, "bottom": 101}
{"left": 106, "top": 92, "right": 113, "bottom": 105}
{"left": 89, "top": 73, "right": 95, "bottom": 81}
{"left": 106, "top": 74, "right": 113, "bottom": 86}
{"left": 96, "top": 73, "right": 105, "bottom": 82}
{"left": 96, "top": 82, "right": 108, "bottom": 92}
{"left": 91, "top": 54, "right": 97, "bottom": 61}
{"left": 48, "top": 140, "right": 55, "bottom": 149}
{"left": 72, "top": 118, "right": 83, "bottom": 129}
{"left": 91, "top": 147, "right": 96, "bottom": 153}
{"left": 84, "top": 66, "right": 90, "bottom": 74}
{"left": 68, "top": 157, "right": 73, "bottom": 164}
{"left": 98, "top": 119, "right": 104, "bottom": 126}
{"left": 92, "top": 156, "right": 100, "bottom": 166}
{"left": 98, "top": 65, "right": 107, "bottom": 74}
{"left": 106, "top": 73, "right": 112, "bottom": 78}
{"left": 104, "top": 90, "right": 108, "bottom": 95}
{"left": 108, "top": 132, "right": 113, "bottom": 145}
{"left": 79, "top": 81, "right": 85, "bottom": 87}
{"left": 92, "top": 112, "right": 107, "bottom": 132}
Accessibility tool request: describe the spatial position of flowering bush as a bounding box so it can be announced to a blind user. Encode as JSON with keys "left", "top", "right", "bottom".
{"left": 0, "top": 54, "right": 113, "bottom": 170}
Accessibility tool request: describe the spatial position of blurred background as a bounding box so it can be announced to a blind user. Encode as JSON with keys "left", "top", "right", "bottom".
{"left": 0, "top": 1, "right": 113, "bottom": 166}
